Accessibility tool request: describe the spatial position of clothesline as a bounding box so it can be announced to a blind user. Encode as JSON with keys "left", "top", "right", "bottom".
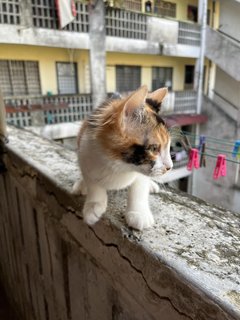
{"left": 182, "top": 131, "right": 237, "bottom": 147}
{"left": 173, "top": 147, "right": 240, "bottom": 164}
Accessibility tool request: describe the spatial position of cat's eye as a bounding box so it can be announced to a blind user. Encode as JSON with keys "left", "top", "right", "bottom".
{"left": 147, "top": 144, "right": 160, "bottom": 153}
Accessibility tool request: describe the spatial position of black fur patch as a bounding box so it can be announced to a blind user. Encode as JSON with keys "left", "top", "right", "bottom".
{"left": 154, "top": 113, "right": 166, "bottom": 126}
{"left": 146, "top": 98, "right": 162, "bottom": 113}
{"left": 121, "top": 144, "right": 147, "bottom": 166}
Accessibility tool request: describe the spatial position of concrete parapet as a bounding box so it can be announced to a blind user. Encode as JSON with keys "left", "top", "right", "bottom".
{"left": 0, "top": 126, "right": 239, "bottom": 320}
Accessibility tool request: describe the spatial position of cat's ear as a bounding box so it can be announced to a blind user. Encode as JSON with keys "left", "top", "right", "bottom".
{"left": 123, "top": 85, "right": 148, "bottom": 119}
{"left": 146, "top": 87, "right": 168, "bottom": 113}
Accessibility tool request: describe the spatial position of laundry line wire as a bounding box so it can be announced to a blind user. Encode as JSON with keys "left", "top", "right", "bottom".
{"left": 173, "top": 146, "right": 240, "bottom": 164}
{"left": 198, "top": 152, "right": 240, "bottom": 164}
{"left": 182, "top": 131, "right": 237, "bottom": 147}
{"left": 191, "top": 145, "right": 235, "bottom": 155}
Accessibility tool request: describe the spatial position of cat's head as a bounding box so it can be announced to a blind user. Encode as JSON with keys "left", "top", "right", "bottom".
{"left": 97, "top": 85, "right": 173, "bottom": 177}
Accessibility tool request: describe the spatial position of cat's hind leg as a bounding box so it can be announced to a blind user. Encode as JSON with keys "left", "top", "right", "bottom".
{"left": 125, "top": 175, "right": 154, "bottom": 230}
{"left": 72, "top": 179, "right": 87, "bottom": 195}
{"left": 83, "top": 184, "right": 108, "bottom": 225}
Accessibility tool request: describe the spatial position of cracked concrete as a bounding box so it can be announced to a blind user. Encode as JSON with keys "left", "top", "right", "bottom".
{"left": 0, "top": 125, "right": 240, "bottom": 320}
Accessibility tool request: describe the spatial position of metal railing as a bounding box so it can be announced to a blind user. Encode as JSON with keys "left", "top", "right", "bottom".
{"left": 5, "top": 94, "right": 93, "bottom": 126}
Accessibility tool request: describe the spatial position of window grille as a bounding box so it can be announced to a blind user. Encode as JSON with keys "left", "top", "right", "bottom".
{"left": 152, "top": 67, "right": 173, "bottom": 91}
{"left": 0, "top": 60, "right": 41, "bottom": 96}
{"left": 116, "top": 65, "right": 141, "bottom": 93}
{"left": 56, "top": 62, "right": 78, "bottom": 95}
{"left": 0, "top": 0, "right": 20, "bottom": 25}
{"left": 154, "top": 1, "right": 176, "bottom": 18}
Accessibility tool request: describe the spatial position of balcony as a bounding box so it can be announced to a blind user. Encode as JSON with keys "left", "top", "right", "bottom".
{"left": 0, "top": 125, "right": 239, "bottom": 320}
{"left": 5, "top": 94, "right": 93, "bottom": 127}
{"left": 162, "top": 90, "right": 197, "bottom": 114}
{"left": 4, "top": 90, "right": 199, "bottom": 128}
{"left": 0, "top": 1, "right": 200, "bottom": 57}
{"left": 205, "top": 26, "right": 240, "bottom": 81}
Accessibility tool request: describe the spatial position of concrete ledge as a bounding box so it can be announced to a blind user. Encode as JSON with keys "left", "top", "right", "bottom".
{"left": 0, "top": 126, "right": 240, "bottom": 320}
{"left": 0, "top": 24, "right": 199, "bottom": 57}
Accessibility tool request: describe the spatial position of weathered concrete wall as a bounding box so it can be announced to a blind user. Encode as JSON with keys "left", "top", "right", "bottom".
{"left": 0, "top": 25, "right": 199, "bottom": 58}
{"left": 147, "top": 17, "right": 178, "bottom": 44}
{"left": 0, "top": 126, "right": 240, "bottom": 320}
{"left": 214, "top": 67, "right": 240, "bottom": 111}
{"left": 219, "top": 0, "right": 240, "bottom": 42}
{"left": 193, "top": 95, "right": 240, "bottom": 212}
{"left": 205, "top": 27, "right": 240, "bottom": 81}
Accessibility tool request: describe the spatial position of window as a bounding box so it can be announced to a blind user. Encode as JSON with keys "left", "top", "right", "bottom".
{"left": 187, "top": 5, "right": 198, "bottom": 22}
{"left": 154, "top": 1, "right": 176, "bottom": 18}
{"left": 184, "top": 65, "right": 194, "bottom": 90}
{"left": 56, "top": 62, "right": 78, "bottom": 95}
{"left": 152, "top": 67, "right": 173, "bottom": 91}
{"left": 0, "top": 60, "right": 41, "bottom": 96}
{"left": 116, "top": 65, "right": 141, "bottom": 93}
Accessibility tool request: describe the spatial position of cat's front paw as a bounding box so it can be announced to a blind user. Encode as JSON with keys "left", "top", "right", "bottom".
{"left": 149, "top": 180, "right": 160, "bottom": 194}
{"left": 72, "top": 180, "right": 87, "bottom": 195}
{"left": 125, "top": 210, "right": 154, "bottom": 230}
{"left": 83, "top": 201, "right": 107, "bottom": 225}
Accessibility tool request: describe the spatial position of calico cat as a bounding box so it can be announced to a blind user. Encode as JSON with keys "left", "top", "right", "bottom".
{"left": 73, "top": 85, "right": 173, "bottom": 230}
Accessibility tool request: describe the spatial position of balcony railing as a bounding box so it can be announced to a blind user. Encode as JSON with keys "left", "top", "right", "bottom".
{"left": 0, "top": 1, "right": 200, "bottom": 46}
{"left": 4, "top": 91, "right": 197, "bottom": 128}
{"left": 0, "top": 0, "right": 20, "bottom": 25}
{"left": 178, "top": 21, "right": 201, "bottom": 46}
{"left": 5, "top": 94, "right": 93, "bottom": 127}
{"left": 161, "top": 90, "right": 197, "bottom": 114}
{"left": 174, "top": 90, "right": 197, "bottom": 113}
{"left": 106, "top": 7, "right": 147, "bottom": 40}
{"left": 32, "top": 1, "right": 89, "bottom": 33}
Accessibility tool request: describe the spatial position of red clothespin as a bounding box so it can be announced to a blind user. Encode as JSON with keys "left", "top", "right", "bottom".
{"left": 187, "top": 148, "right": 200, "bottom": 171}
{"left": 213, "top": 154, "right": 227, "bottom": 180}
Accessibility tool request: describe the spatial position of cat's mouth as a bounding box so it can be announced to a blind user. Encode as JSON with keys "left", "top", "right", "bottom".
{"left": 150, "top": 168, "right": 170, "bottom": 177}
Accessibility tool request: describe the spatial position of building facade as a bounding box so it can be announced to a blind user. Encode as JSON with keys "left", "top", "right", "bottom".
{"left": 193, "top": 0, "right": 240, "bottom": 212}
{"left": 0, "top": 0, "right": 216, "bottom": 189}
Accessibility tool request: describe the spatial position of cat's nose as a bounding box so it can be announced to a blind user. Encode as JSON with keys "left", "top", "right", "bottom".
{"left": 165, "top": 162, "right": 173, "bottom": 171}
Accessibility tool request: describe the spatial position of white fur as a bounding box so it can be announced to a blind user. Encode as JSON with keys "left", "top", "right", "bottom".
{"left": 74, "top": 128, "right": 173, "bottom": 230}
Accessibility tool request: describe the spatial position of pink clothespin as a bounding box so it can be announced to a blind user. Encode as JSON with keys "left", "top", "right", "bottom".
{"left": 187, "top": 148, "right": 200, "bottom": 171}
{"left": 213, "top": 154, "right": 227, "bottom": 180}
